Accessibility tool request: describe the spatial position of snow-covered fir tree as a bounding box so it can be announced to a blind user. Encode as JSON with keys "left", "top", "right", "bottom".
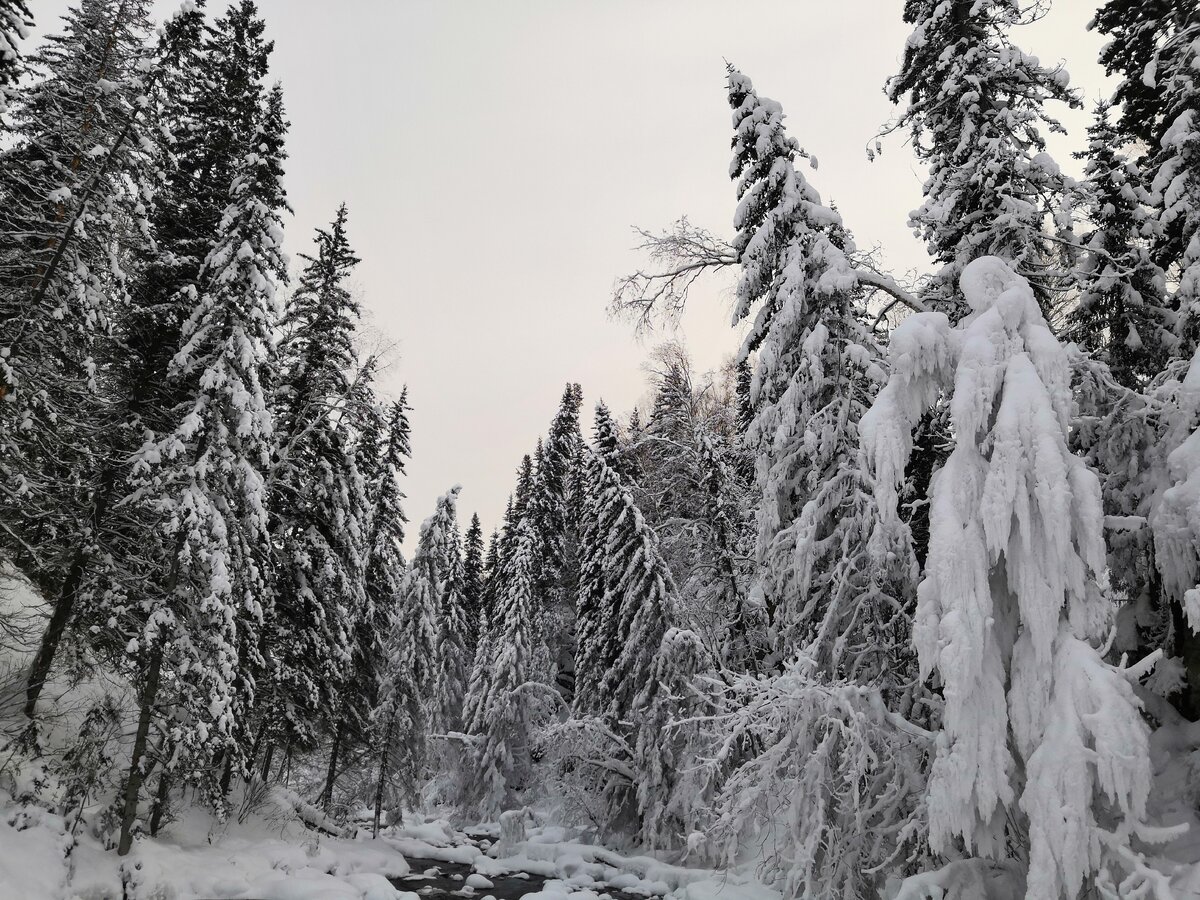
{"left": 0, "top": 0, "right": 159, "bottom": 698}
{"left": 1149, "top": 24, "right": 1200, "bottom": 348}
{"left": 461, "top": 512, "right": 486, "bottom": 654}
{"left": 570, "top": 425, "right": 714, "bottom": 843}
{"left": 692, "top": 423, "right": 757, "bottom": 669}
{"left": 471, "top": 518, "right": 539, "bottom": 817}
{"left": 1092, "top": 0, "right": 1192, "bottom": 151}
{"left": 118, "top": 104, "right": 289, "bottom": 852}
{"left": 727, "top": 67, "right": 914, "bottom": 675}
{"left": 262, "top": 203, "right": 366, "bottom": 767}
{"left": 528, "top": 383, "right": 583, "bottom": 694}
{"left": 588, "top": 436, "right": 675, "bottom": 723}
{"left": 573, "top": 403, "right": 623, "bottom": 714}
{"left": 370, "top": 486, "right": 439, "bottom": 833}
{"left": 431, "top": 488, "right": 469, "bottom": 739}
{"left": 885, "top": 0, "right": 1080, "bottom": 316}
{"left": 0, "top": 0, "right": 30, "bottom": 107}
{"left": 1070, "top": 102, "right": 1170, "bottom": 388}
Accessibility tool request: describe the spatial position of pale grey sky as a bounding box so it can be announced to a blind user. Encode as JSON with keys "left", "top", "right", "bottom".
{"left": 32, "top": 1, "right": 1111, "bottom": 549}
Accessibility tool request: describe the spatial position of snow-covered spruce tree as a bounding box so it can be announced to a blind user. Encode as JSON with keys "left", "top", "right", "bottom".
{"left": 320, "top": 388, "right": 408, "bottom": 806}
{"left": 528, "top": 383, "right": 583, "bottom": 696}
{"left": 727, "top": 68, "right": 914, "bottom": 675}
{"left": 1070, "top": 102, "right": 1170, "bottom": 390}
{"left": 0, "top": 0, "right": 165, "bottom": 717}
{"left": 885, "top": 0, "right": 1080, "bottom": 317}
{"left": 630, "top": 626, "right": 710, "bottom": 851}
{"left": 1146, "top": 341, "right": 1200, "bottom": 719}
{"left": 692, "top": 423, "right": 758, "bottom": 670}
{"left": 125, "top": 0, "right": 275, "bottom": 437}
{"left": 127, "top": 0, "right": 275, "bottom": 399}
{"left": 1062, "top": 102, "right": 1182, "bottom": 713}
{"left": 569, "top": 432, "right": 701, "bottom": 842}
{"left": 1150, "top": 26, "right": 1200, "bottom": 350}
{"left": 461, "top": 513, "right": 486, "bottom": 655}
{"left": 471, "top": 518, "right": 539, "bottom": 818}
{"left": 862, "top": 257, "right": 1163, "bottom": 896}
{"left": 0, "top": 0, "right": 157, "bottom": 408}
{"left": 483, "top": 525, "right": 501, "bottom": 611}
{"left": 1090, "top": 0, "right": 1200, "bottom": 716}
{"left": 0, "top": 0, "right": 30, "bottom": 107}
{"left": 462, "top": 556, "right": 499, "bottom": 742}
{"left": 117, "top": 109, "right": 289, "bottom": 853}
{"left": 509, "top": 454, "right": 536, "bottom": 541}
{"left": 12, "top": 3, "right": 213, "bottom": 728}
{"left": 370, "top": 491, "right": 438, "bottom": 835}
{"left": 261, "top": 203, "right": 365, "bottom": 774}
{"left": 1092, "top": 0, "right": 1192, "bottom": 152}
{"left": 592, "top": 401, "right": 624, "bottom": 476}
{"left": 572, "top": 403, "right": 624, "bottom": 715}
{"left": 631, "top": 347, "right": 758, "bottom": 670}
{"left": 431, "top": 488, "right": 469, "bottom": 740}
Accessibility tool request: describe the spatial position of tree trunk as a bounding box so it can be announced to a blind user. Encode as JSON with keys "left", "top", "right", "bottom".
{"left": 218, "top": 753, "right": 234, "bottom": 798}
{"left": 148, "top": 764, "right": 172, "bottom": 837}
{"left": 24, "top": 474, "right": 114, "bottom": 719}
{"left": 321, "top": 722, "right": 343, "bottom": 813}
{"left": 1173, "top": 595, "right": 1200, "bottom": 720}
{"left": 278, "top": 742, "right": 293, "bottom": 785}
{"left": 372, "top": 713, "right": 397, "bottom": 838}
{"left": 118, "top": 647, "right": 162, "bottom": 855}
{"left": 260, "top": 743, "right": 276, "bottom": 782}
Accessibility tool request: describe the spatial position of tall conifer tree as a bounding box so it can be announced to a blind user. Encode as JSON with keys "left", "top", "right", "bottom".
{"left": 886, "top": 0, "right": 1079, "bottom": 315}
{"left": 118, "top": 99, "right": 288, "bottom": 851}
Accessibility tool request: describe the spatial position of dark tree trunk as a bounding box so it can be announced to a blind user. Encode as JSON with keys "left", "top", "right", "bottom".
{"left": 118, "top": 647, "right": 162, "bottom": 855}
{"left": 260, "top": 743, "right": 276, "bottom": 782}
{"left": 279, "top": 743, "right": 292, "bottom": 785}
{"left": 321, "top": 722, "right": 343, "bottom": 812}
{"left": 24, "top": 473, "right": 114, "bottom": 719}
{"left": 218, "top": 753, "right": 234, "bottom": 797}
{"left": 372, "top": 713, "right": 396, "bottom": 838}
{"left": 148, "top": 763, "right": 172, "bottom": 837}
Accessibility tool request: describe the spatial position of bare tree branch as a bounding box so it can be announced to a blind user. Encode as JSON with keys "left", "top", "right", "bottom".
{"left": 611, "top": 218, "right": 735, "bottom": 329}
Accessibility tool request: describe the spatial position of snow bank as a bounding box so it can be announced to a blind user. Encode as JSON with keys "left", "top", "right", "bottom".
{"left": 0, "top": 786, "right": 414, "bottom": 900}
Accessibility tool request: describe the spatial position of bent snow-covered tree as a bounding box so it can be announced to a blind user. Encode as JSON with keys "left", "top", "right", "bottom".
{"left": 862, "top": 256, "right": 1163, "bottom": 897}
{"left": 726, "top": 67, "right": 914, "bottom": 675}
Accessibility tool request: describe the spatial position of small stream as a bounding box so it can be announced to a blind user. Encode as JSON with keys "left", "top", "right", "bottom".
{"left": 391, "top": 856, "right": 646, "bottom": 900}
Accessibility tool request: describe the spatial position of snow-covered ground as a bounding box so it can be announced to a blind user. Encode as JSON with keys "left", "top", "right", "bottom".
{"left": 0, "top": 794, "right": 777, "bottom": 900}
{"left": 0, "top": 789, "right": 411, "bottom": 900}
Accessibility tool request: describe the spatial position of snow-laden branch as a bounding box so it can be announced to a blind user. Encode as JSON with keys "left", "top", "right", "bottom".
{"left": 856, "top": 268, "right": 929, "bottom": 319}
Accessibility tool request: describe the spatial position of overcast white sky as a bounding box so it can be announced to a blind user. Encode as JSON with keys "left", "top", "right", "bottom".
{"left": 33, "top": 1, "right": 1111, "bottom": 550}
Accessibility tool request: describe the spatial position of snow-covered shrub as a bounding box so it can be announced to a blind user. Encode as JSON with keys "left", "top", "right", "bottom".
{"left": 687, "top": 658, "right": 931, "bottom": 898}
{"left": 541, "top": 715, "right": 635, "bottom": 840}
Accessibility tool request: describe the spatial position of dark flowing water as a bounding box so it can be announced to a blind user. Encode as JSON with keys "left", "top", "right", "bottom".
{"left": 392, "top": 856, "right": 646, "bottom": 900}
